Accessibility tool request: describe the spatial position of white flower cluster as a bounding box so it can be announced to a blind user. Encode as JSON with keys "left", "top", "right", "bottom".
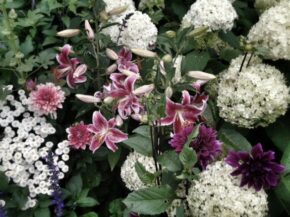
{"left": 255, "top": 0, "right": 282, "bottom": 13}
{"left": 120, "top": 152, "right": 156, "bottom": 191}
{"left": 181, "top": 0, "right": 238, "bottom": 31}
{"left": 187, "top": 161, "right": 268, "bottom": 217}
{"left": 102, "top": 11, "right": 158, "bottom": 50}
{"left": 0, "top": 200, "right": 5, "bottom": 207}
{"left": 0, "top": 90, "right": 70, "bottom": 209}
{"left": 248, "top": 0, "right": 290, "bottom": 60}
{"left": 103, "top": 0, "right": 135, "bottom": 16}
{"left": 217, "top": 55, "right": 290, "bottom": 128}
{"left": 166, "top": 182, "right": 191, "bottom": 217}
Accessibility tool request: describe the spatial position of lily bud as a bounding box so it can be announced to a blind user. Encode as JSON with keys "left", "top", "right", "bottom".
{"left": 133, "top": 84, "right": 154, "bottom": 96}
{"left": 85, "top": 20, "right": 95, "bottom": 40}
{"left": 106, "top": 48, "right": 119, "bottom": 60}
{"left": 57, "top": 29, "right": 81, "bottom": 38}
{"left": 165, "top": 86, "right": 173, "bottom": 98}
{"left": 122, "top": 70, "right": 141, "bottom": 79}
{"left": 187, "top": 26, "right": 209, "bottom": 38}
{"left": 115, "top": 115, "right": 124, "bottom": 127}
{"left": 104, "top": 96, "right": 114, "bottom": 104}
{"left": 107, "top": 6, "right": 128, "bottom": 16}
{"left": 76, "top": 94, "right": 101, "bottom": 104}
{"left": 140, "top": 115, "right": 148, "bottom": 123}
{"left": 188, "top": 71, "right": 216, "bottom": 80}
{"left": 131, "top": 48, "right": 157, "bottom": 58}
{"left": 100, "top": 11, "right": 109, "bottom": 22}
{"left": 162, "top": 54, "right": 173, "bottom": 63}
{"left": 165, "top": 30, "right": 176, "bottom": 38}
{"left": 106, "top": 64, "right": 118, "bottom": 75}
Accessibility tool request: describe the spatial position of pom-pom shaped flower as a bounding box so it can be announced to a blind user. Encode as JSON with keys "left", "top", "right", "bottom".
{"left": 160, "top": 91, "right": 208, "bottom": 133}
{"left": 226, "top": 143, "right": 285, "bottom": 191}
{"left": 217, "top": 55, "right": 290, "bottom": 128}
{"left": 66, "top": 122, "right": 92, "bottom": 150}
{"left": 248, "top": 1, "right": 290, "bottom": 60}
{"left": 187, "top": 161, "right": 269, "bottom": 217}
{"left": 169, "top": 125, "right": 222, "bottom": 169}
{"left": 56, "top": 44, "right": 88, "bottom": 88}
{"left": 120, "top": 152, "right": 155, "bottom": 191}
{"left": 87, "top": 111, "right": 128, "bottom": 152}
{"left": 102, "top": 11, "right": 158, "bottom": 50}
{"left": 181, "top": 0, "right": 238, "bottom": 31}
{"left": 28, "top": 83, "right": 65, "bottom": 118}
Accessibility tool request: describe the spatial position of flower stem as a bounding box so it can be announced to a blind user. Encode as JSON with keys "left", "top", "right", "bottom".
{"left": 239, "top": 52, "right": 248, "bottom": 72}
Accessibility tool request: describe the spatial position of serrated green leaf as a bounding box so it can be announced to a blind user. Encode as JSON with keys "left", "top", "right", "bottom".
{"left": 77, "top": 197, "right": 99, "bottom": 207}
{"left": 108, "top": 148, "right": 122, "bottom": 171}
{"left": 135, "top": 161, "right": 156, "bottom": 185}
{"left": 20, "top": 36, "right": 34, "bottom": 56}
{"left": 123, "top": 185, "right": 175, "bottom": 215}
{"left": 158, "top": 150, "right": 182, "bottom": 172}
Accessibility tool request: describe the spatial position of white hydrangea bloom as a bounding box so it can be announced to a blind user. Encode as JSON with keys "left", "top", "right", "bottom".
{"left": 187, "top": 161, "right": 268, "bottom": 217}
{"left": 181, "top": 0, "right": 238, "bottom": 31}
{"left": 217, "top": 55, "right": 290, "bottom": 128}
{"left": 254, "top": 0, "right": 282, "bottom": 13}
{"left": 248, "top": 1, "right": 290, "bottom": 60}
{"left": 102, "top": 11, "right": 158, "bottom": 50}
{"left": 120, "top": 152, "right": 156, "bottom": 191}
{"left": 103, "top": 0, "right": 135, "bottom": 17}
{"left": 0, "top": 89, "right": 70, "bottom": 208}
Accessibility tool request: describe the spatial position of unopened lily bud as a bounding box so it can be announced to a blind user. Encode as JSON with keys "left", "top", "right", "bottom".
{"left": 165, "top": 30, "right": 176, "bottom": 38}
{"left": 140, "top": 115, "right": 148, "bottom": 123}
{"left": 115, "top": 115, "right": 123, "bottom": 127}
{"left": 244, "top": 43, "right": 253, "bottom": 52}
{"left": 188, "top": 71, "right": 216, "bottom": 80}
{"left": 76, "top": 94, "right": 101, "bottom": 104}
{"left": 57, "top": 29, "right": 80, "bottom": 38}
{"left": 107, "top": 6, "right": 128, "bottom": 16}
{"left": 131, "top": 48, "right": 157, "bottom": 58}
{"left": 106, "top": 64, "right": 118, "bottom": 74}
{"left": 122, "top": 70, "right": 141, "bottom": 79}
{"left": 104, "top": 96, "right": 114, "bottom": 104}
{"left": 133, "top": 84, "right": 154, "bottom": 96}
{"left": 187, "top": 26, "right": 209, "bottom": 38}
{"left": 100, "top": 11, "right": 109, "bottom": 22}
{"left": 106, "top": 48, "right": 119, "bottom": 60}
{"left": 162, "top": 54, "right": 173, "bottom": 63}
{"left": 85, "top": 20, "right": 95, "bottom": 40}
{"left": 165, "top": 86, "right": 173, "bottom": 98}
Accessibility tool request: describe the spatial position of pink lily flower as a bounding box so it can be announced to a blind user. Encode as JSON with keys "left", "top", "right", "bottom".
{"left": 56, "top": 44, "right": 88, "bottom": 88}
{"left": 160, "top": 91, "right": 208, "bottom": 133}
{"left": 117, "top": 48, "right": 139, "bottom": 73}
{"left": 87, "top": 111, "right": 128, "bottom": 152}
{"left": 109, "top": 75, "right": 154, "bottom": 120}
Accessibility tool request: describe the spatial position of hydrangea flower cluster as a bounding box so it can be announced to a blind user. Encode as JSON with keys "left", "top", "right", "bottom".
{"left": 248, "top": 0, "right": 290, "bottom": 60}
{"left": 120, "top": 152, "right": 156, "bottom": 191}
{"left": 103, "top": 0, "right": 135, "bottom": 17}
{"left": 181, "top": 0, "right": 238, "bottom": 31}
{"left": 0, "top": 90, "right": 70, "bottom": 209}
{"left": 102, "top": 11, "right": 158, "bottom": 50}
{"left": 187, "top": 161, "right": 269, "bottom": 217}
{"left": 217, "top": 55, "right": 290, "bottom": 128}
{"left": 28, "top": 83, "right": 65, "bottom": 119}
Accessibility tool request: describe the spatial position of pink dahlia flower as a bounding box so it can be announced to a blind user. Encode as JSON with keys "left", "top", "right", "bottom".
{"left": 56, "top": 44, "right": 88, "bottom": 88}
{"left": 169, "top": 125, "right": 222, "bottom": 169}
{"left": 160, "top": 91, "right": 208, "bottom": 133}
{"left": 67, "top": 122, "right": 92, "bottom": 150}
{"left": 29, "top": 83, "right": 65, "bottom": 118}
{"left": 87, "top": 111, "right": 128, "bottom": 152}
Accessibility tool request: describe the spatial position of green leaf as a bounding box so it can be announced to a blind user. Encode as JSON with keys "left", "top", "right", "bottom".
{"left": 218, "top": 127, "right": 252, "bottom": 151}
{"left": 158, "top": 151, "right": 182, "bottom": 172}
{"left": 282, "top": 145, "right": 290, "bottom": 171}
{"left": 108, "top": 148, "right": 122, "bottom": 171}
{"left": 266, "top": 121, "right": 290, "bottom": 152}
{"left": 77, "top": 197, "right": 99, "bottom": 207}
{"left": 135, "top": 161, "right": 156, "bottom": 185}
{"left": 81, "top": 212, "right": 99, "bottom": 217}
{"left": 20, "top": 36, "right": 34, "bottom": 56}
{"left": 123, "top": 185, "right": 175, "bottom": 215}
{"left": 179, "top": 145, "right": 197, "bottom": 169}
{"left": 275, "top": 176, "right": 290, "bottom": 215}
{"left": 218, "top": 31, "right": 240, "bottom": 49}
{"left": 66, "top": 212, "right": 77, "bottom": 217}
{"left": 184, "top": 125, "right": 200, "bottom": 147}
{"left": 66, "top": 174, "right": 83, "bottom": 199}
{"left": 133, "top": 125, "right": 151, "bottom": 138}
{"left": 34, "top": 208, "right": 50, "bottom": 217}
{"left": 123, "top": 135, "right": 152, "bottom": 157}
{"left": 176, "top": 205, "right": 185, "bottom": 217}
{"left": 182, "top": 51, "right": 210, "bottom": 73}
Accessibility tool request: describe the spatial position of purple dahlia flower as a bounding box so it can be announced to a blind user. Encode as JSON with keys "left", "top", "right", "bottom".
{"left": 169, "top": 125, "right": 222, "bottom": 169}
{"left": 225, "top": 143, "right": 285, "bottom": 191}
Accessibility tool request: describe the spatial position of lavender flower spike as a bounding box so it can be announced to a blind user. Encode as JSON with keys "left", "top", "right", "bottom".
{"left": 46, "top": 152, "right": 64, "bottom": 217}
{"left": 225, "top": 143, "right": 285, "bottom": 191}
